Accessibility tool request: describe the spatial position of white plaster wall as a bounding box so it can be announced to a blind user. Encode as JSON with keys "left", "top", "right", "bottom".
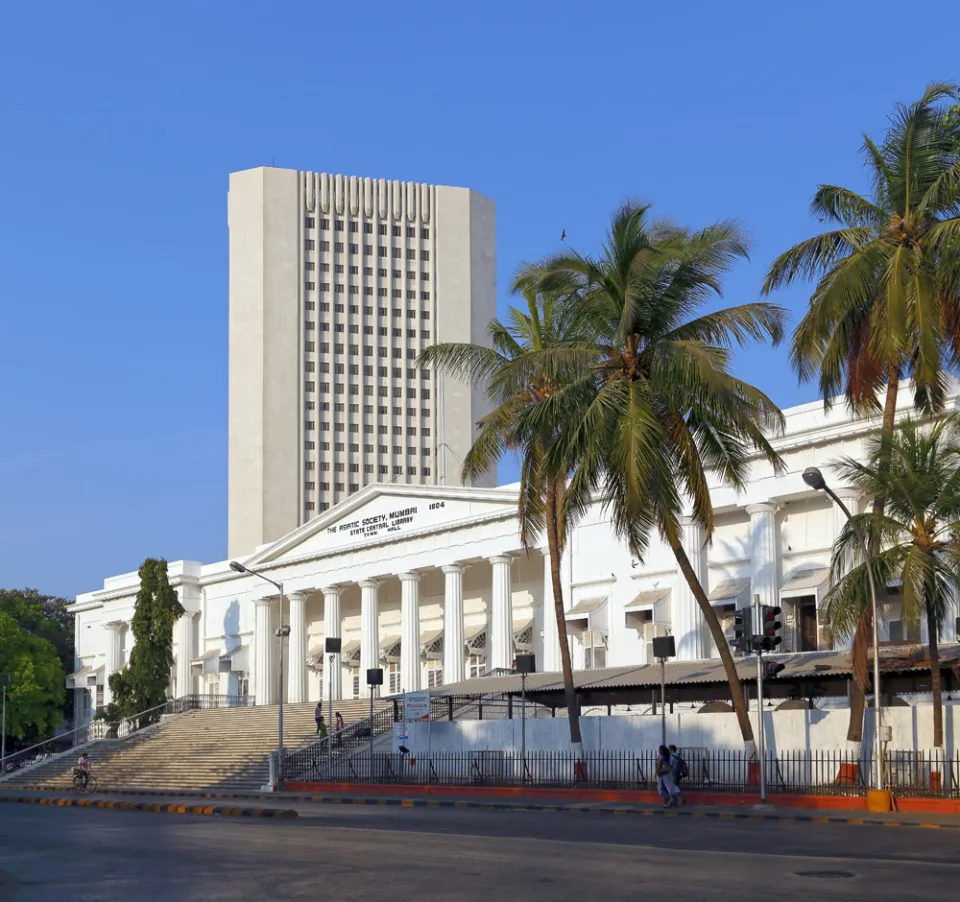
{"left": 399, "top": 704, "right": 960, "bottom": 756}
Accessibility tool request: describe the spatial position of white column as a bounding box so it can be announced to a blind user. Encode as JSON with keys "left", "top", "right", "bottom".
{"left": 831, "top": 488, "right": 861, "bottom": 651}
{"left": 359, "top": 579, "right": 380, "bottom": 696}
{"left": 442, "top": 564, "right": 466, "bottom": 685}
{"left": 175, "top": 613, "right": 195, "bottom": 698}
{"left": 747, "top": 502, "right": 779, "bottom": 609}
{"left": 540, "top": 547, "right": 560, "bottom": 673}
{"left": 673, "top": 518, "right": 707, "bottom": 660}
{"left": 489, "top": 555, "right": 514, "bottom": 671}
{"left": 399, "top": 572, "right": 421, "bottom": 692}
{"left": 287, "top": 592, "right": 307, "bottom": 704}
{"left": 253, "top": 597, "right": 274, "bottom": 705}
{"left": 103, "top": 621, "right": 124, "bottom": 706}
{"left": 322, "top": 586, "right": 343, "bottom": 701}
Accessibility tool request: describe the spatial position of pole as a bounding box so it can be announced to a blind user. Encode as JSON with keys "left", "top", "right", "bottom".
{"left": 754, "top": 594, "right": 767, "bottom": 804}
{"left": 277, "top": 583, "right": 285, "bottom": 788}
{"left": 1, "top": 683, "right": 6, "bottom": 773}
{"left": 660, "top": 659, "right": 666, "bottom": 747}
{"left": 521, "top": 673, "right": 527, "bottom": 769}
{"left": 368, "top": 688, "right": 374, "bottom": 775}
{"left": 328, "top": 653, "right": 334, "bottom": 770}
{"left": 823, "top": 486, "right": 883, "bottom": 790}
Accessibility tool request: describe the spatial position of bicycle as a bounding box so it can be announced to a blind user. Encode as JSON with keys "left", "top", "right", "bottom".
{"left": 72, "top": 772, "right": 97, "bottom": 792}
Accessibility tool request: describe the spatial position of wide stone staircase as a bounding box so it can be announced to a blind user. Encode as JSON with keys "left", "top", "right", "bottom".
{"left": 2, "top": 700, "right": 388, "bottom": 793}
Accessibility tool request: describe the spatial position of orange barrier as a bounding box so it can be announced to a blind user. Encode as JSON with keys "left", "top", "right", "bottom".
{"left": 835, "top": 762, "right": 860, "bottom": 785}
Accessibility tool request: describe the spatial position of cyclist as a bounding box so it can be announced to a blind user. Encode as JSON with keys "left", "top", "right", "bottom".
{"left": 73, "top": 753, "right": 91, "bottom": 789}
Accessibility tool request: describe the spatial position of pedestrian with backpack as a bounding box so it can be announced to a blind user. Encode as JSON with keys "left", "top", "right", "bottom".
{"left": 669, "top": 744, "right": 688, "bottom": 800}
{"left": 656, "top": 745, "right": 684, "bottom": 808}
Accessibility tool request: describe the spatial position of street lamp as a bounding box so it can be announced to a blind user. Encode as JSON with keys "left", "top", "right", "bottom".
{"left": 230, "top": 560, "right": 287, "bottom": 788}
{"left": 802, "top": 467, "right": 883, "bottom": 789}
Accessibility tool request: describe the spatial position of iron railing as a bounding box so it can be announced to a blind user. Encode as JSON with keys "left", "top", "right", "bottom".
{"left": 295, "top": 747, "right": 960, "bottom": 797}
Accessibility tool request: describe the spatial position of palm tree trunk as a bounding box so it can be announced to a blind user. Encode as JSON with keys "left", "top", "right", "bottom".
{"left": 670, "top": 538, "right": 755, "bottom": 751}
{"left": 926, "top": 605, "right": 943, "bottom": 748}
{"left": 846, "top": 367, "right": 899, "bottom": 747}
{"left": 545, "top": 476, "right": 584, "bottom": 759}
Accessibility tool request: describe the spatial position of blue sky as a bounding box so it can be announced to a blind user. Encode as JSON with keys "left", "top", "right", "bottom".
{"left": 1, "top": 1, "right": 955, "bottom": 598}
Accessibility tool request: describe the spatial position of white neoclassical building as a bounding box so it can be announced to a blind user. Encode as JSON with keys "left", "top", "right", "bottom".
{"left": 68, "top": 386, "right": 960, "bottom": 720}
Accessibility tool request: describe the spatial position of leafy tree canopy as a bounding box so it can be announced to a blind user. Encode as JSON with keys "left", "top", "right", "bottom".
{"left": 0, "top": 611, "right": 66, "bottom": 742}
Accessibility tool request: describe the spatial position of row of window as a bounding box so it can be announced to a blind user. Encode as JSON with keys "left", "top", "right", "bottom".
{"left": 339, "top": 659, "right": 481, "bottom": 698}
{"left": 305, "top": 418, "right": 433, "bottom": 437}
{"left": 305, "top": 217, "right": 430, "bottom": 241}
{"left": 305, "top": 276, "right": 429, "bottom": 293}
{"left": 307, "top": 366, "right": 430, "bottom": 380}
{"left": 304, "top": 469, "right": 432, "bottom": 497}
{"left": 305, "top": 403, "right": 432, "bottom": 420}
{"left": 304, "top": 238, "right": 430, "bottom": 263}
{"left": 305, "top": 305, "right": 431, "bottom": 319}
{"left": 307, "top": 264, "right": 431, "bottom": 281}
{"left": 304, "top": 441, "right": 430, "bottom": 456}
{"left": 304, "top": 327, "right": 430, "bottom": 341}
{"left": 306, "top": 452, "right": 427, "bottom": 474}
{"left": 305, "top": 384, "right": 431, "bottom": 401}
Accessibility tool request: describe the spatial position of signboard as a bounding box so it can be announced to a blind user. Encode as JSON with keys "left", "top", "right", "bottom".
{"left": 327, "top": 502, "right": 447, "bottom": 541}
{"left": 404, "top": 692, "right": 431, "bottom": 722}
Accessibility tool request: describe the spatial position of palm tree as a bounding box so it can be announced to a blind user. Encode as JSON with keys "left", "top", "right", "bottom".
{"left": 417, "top": 283, "right": 591, "bottom": 761}
{"left": 823, "top": 417, "right": 960, "bottom": 748}
{"left": 763, "top": 82, "right": 960, "bottom": 748}
{"left": 518, "top": 203, "right": 787, "bottom": 752}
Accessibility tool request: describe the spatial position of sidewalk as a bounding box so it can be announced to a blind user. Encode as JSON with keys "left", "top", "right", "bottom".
{"left": 5, "top": 783, "right": 960, "bottom": 829}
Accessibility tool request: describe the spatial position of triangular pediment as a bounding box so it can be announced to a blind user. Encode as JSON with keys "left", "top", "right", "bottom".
{"left": 244, "top": 483, "right": 519, "bottom": 565}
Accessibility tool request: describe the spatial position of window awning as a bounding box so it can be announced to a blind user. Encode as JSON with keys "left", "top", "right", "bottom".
{"left": 420, "top": 629, "right": 444, "bottom": 658}
{"left": 566, "top": 597, "right": 608, "bottom": 632}
{"left": 780, "top": 567, "right": 831, "bottom": 601}
{"left": 341, "top": 640, "right": 361, "bottom": 664}
{"left": 306, "top": 645, "right": 325, "bottom": 672}
{"left": 66, "top": 665, "right": 103, "bottom": 689}
{"left": 380, "top": 634, "right": 401, "bottom": 663}
{"left": 709, "top": 578, "right": 750, "bottom": 607}
{"left": 220, "top": 645, "right": 249, "bottom": 674}
{"left": 464, "top": 624, "right": 486, "bottom": 656}
{"left": 191, "top": 649, "right": 221, "bottom": 676}
{"left": 513, "top": 619, "right": 534, "bottom": 651}
{"left": 624, "top": 588, "right": 670, "bottom": 613}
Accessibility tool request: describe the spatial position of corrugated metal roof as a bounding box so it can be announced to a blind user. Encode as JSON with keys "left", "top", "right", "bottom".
{"left": 432, "top": 643, "right": 960, "bottom": 697}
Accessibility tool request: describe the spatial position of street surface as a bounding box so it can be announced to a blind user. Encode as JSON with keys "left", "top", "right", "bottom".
{"left": 1, "top": 800, "right": 958, "bottom": 901}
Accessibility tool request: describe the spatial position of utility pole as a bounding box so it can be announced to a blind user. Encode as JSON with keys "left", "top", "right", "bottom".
{"left": 1, "top": 674, "right": 9, "bottom": 773}
{"left": 754, "top": 593, "right": 767, "bottom": 805}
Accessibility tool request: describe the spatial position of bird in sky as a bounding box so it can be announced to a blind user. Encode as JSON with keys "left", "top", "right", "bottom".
{"left": 560, "top": 229, "right": 566, "bottom": 241}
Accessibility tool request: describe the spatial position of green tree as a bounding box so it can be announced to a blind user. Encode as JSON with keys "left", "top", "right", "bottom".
{"left": 0, "top": 611, "right": 65, "bottom": 743}
{"left": 418, "top": 282, "right": 591, "bottom": 760}
{"left": 520, "top": 203, "right": 786, "bottom": 752}
{"left": 108, "top": 558, "right": 183, "bottom": 723}
{"left": 823, "top": 417, "right": 960, "bottom": 748}
{"left": 763, "top": 82, "right": 960, "bottom": 747}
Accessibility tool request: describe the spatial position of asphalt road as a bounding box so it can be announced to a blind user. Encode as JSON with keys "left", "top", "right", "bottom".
{"left": 1, "top": 802, "right": 958, "bottom": 901}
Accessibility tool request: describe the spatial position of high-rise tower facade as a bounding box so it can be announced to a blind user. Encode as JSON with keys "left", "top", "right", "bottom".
{"left": 228, "top": 167, "right": 496, "bottom": 557}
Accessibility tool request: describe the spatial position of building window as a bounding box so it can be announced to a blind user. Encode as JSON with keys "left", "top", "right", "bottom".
{"left": 421, "top": 272, "right": 429, "bottom": 281}
{"left": 422, "top": 467, "right": 431, "bottom": 477}
{"left": 349, "top": 244, "right": 358, "bottom": 254}
{"left": 304, "top": 381, "right": 315, "bottom": 393}
{"left": 364, "top": 223, "right": 373, "bottom": 234}
{"left": 305, "top": 441, "right": 315, "bottom": 450}
{"left": 349, "top": 482, "right": 359, "bottom": 492}
{"left": 421, "top": 310, "right": 430, "bottom": 319}
{"left": 305, "top": 217, "right": 315, "bottom": 229}
{"left": 305, "top": 239, "right": 315, "bottom": 250}
{"left": 305, "top": 341, "right": 315, "bottom": 351}
{"left": 421, "top": 389, "right": 430, "bottom": 400}
{"left": 305, "top": 261, "right": 315, "bottom": 272}
{"left": 392, "top": 248, "right": 401, "bottom": 259}
{"left": 335, "top": 219, "right": 344, "bottom": 231}
{"left": 351, "top": 667, "right": 361, "bottom": 699}
{"left": 350, "top": 222, "right": 359, "bottom": 233}
{"left": 392, "top": 225, "right": 402, "bottom": 238}
{"left": 421, "top": 250, "right": 430, "bottom": 261}
{"left": 335, "top": 242, "right": 344, "bottom": 252}
{"left": 305, "top": 481, "right": 315, "bottom": 491}
{"left": 320, "top": 241, "right": 330, "bottom": 251}
{"left": 406, "top": 249, "right": 416, "bottom": 260}
{"left": 378, "top": 247, "right": 387, "bottom": 258}
{"left": 426, "top": 660, "right": 442, "bottom": 688}
{"left": 320, "top": 219, "right": 330, "bottom": 229}
{"left": 467, "top": 655, "right": 485, "bottom": 679}
{"left": 421, "top": 228, "right": 429, "bottom": 239}
{"left": 378, "top": 224, "right": 387, "bottom": 236}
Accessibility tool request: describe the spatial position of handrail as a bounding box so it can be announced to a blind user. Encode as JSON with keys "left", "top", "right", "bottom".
{"left": 1, "top": 694, "right": 254, "bottom": 771}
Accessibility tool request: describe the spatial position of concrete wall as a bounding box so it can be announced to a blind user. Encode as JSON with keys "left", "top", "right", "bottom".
{"left": 396, "top": 704, "right": 960, "bottom": 757}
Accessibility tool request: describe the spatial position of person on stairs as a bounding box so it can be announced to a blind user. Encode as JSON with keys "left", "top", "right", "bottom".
{"left": 314, "top": 701, "right": 324, "bottom": 735}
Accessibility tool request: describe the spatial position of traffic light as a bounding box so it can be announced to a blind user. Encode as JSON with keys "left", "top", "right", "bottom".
{"left": 763, "top": 660, "right": 785, "bottom": 680}
{"left": 760, "top": 605, "right": 782, "bottom": 652}
{"left": 733, "top": 607, "right": 752, "bottom": 653}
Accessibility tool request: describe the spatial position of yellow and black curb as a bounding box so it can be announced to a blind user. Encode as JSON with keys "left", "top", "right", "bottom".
{"left": 0, "top": 794, "right": 297, "bottom": 819}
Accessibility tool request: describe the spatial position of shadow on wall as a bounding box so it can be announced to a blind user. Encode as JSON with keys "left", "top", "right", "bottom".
{"left": 224, "top": 600, "right": 240, "bottom": 651}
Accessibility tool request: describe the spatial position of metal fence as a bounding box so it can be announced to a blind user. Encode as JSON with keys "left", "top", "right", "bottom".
{"left": 292, "top": 747, "right": 960, "bottom": 798}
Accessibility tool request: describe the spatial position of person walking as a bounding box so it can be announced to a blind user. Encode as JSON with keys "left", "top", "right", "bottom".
{"left": 656, "top": 745, "right": 684, "bottom": 808}
{"left": 314, "top": 701, "right": 324, "bottom": 735}
{"left": 668, "top": 744, "right": 688, "bottom": 800}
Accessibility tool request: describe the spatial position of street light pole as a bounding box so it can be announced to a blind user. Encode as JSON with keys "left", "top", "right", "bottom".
{"left": 230, "top": 561, "right": 286, "bottom": 788}
{"left": 802, "top": 468, "right": 883, "bottom": 790}
{"left": 1, "top": 675, "right": 9, "bottom": 773}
